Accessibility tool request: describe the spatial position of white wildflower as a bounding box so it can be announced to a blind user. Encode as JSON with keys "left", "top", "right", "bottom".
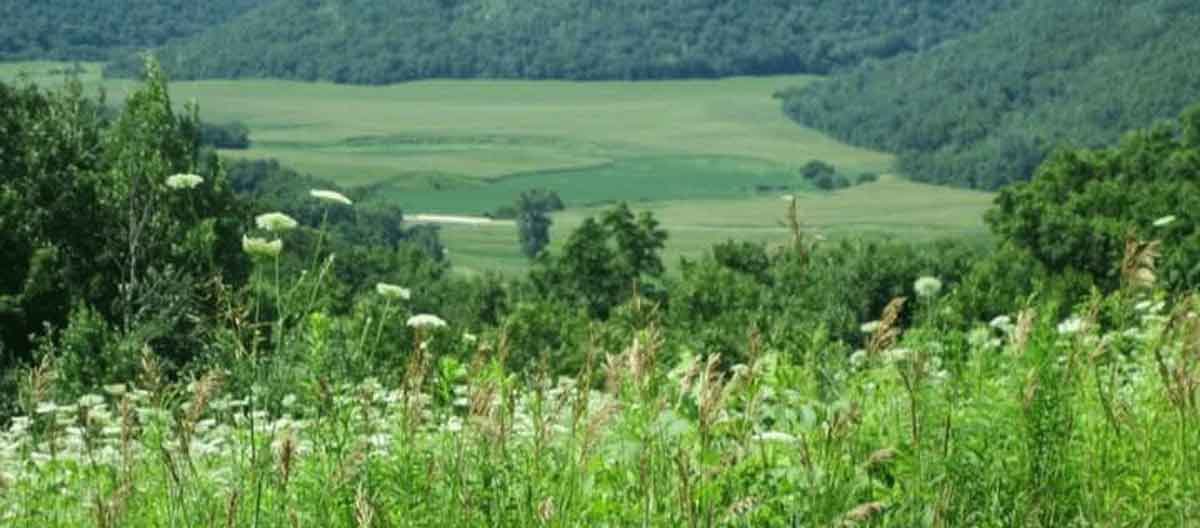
{"left": 1153, "top": 215, "right": 1177, "bottom": 227}
{"left": 989, "top": 315, "right": 1013, "bottom": 332}
{"left": 407, "top": 314, "right": 447, "bottom": 329}
{"left": 282, "top": 394, "right": 298, "bottom": 408}
{"left": 165, "top": 173, "right": 203, "bottom": 190}
{"left": 860, "top": 321, "right": 881, "bottom": 335}
{"left": 78, "top": 394, "right": 105, "bottom": 408}
{"left": 1057, "top": 317, "right": 1085, "bottom": 335}
{"left": 103, "top": 384, "right": 126, "bottom": 397}
{"left": 242, "top": 235, "right": 283, "bottom": 258}
{"left": 443, "top": 416, "right": 464, "bottom": 434}
{"left": 882, "top": 348, "right": 911, "bottom": 364}
{"left": 35, "top": 402, "right": 58, "bottom": 415}
{"left": 310, "top": 189, "right": 353, "bottom": 206}
{"left": 751, "top": 431, "right": 798, "bottom": 444}
{"left": 968, "top": 327, "right": 992, "bottom": 348}
{"left": 914, "top": 276, "right": 943, "bottom": 298}
{"left": 462, "top": 332, "right": 478, "bottom": 344}
{"left": 375, "top": 283, "right": 411, "bottom": 300}
{"left": 848, "top": 349, "right": 867, "bottom": 368}
{"left": 255, "top": 212, "right": 299, "bottom": 232}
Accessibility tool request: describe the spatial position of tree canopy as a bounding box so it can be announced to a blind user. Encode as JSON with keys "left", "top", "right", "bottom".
{"left": 0, "top": 0, "right": 266, "bottom": 60}
{"left": 986, "top": 104, "right": 1200, "bottom": 292}
{"left": 780, "top": 0, "right": 1200, "bottom": 190}
{"left": 103, "top": 0, "right": 1011, "bottom": 84}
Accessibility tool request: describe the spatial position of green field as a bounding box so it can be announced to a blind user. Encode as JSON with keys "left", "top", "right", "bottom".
{"left": 2, "top": 62, "right": 994, "bottom": 275}
{"left": 441, "top": 174, "right": 995, "bottom": 275}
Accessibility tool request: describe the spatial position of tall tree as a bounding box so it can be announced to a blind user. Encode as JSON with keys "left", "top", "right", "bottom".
{"left": 986, "top": 104, "right": 1200, "bottom": 292}
{"left": 517, "top": 191, "right": 553, "bottom": 259}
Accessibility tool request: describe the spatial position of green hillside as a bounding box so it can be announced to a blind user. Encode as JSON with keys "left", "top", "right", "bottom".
{"left": 104, "top": 0, "right": 1014, "bottom": 83}
{"left": 780, "top": 0, "right": 1200, "bottom": 190}
{"left": 0, "top": 0, "right": 266, "bottom": 60}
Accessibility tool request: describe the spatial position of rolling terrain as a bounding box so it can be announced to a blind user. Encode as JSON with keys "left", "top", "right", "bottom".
{"left": 2, "top": 61, "right": 992, "bottom": 275}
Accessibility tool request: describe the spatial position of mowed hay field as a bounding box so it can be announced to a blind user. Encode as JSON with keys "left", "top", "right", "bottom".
{"left": 3, "top": 62, "right": 994, "bottom": 275}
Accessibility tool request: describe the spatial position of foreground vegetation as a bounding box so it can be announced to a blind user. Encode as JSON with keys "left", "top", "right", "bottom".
{"left": 4, "top": 283, "right": 1199, "bottom": 526}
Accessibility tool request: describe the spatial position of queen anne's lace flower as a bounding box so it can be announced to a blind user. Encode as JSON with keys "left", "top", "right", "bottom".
{"left": 166, "top": 173, "right": 203, "bottom": 190}
{"left": 751, "top": 431, "right": 798, "bottom": 443}
{"left": 376, "top": 283, "right": 411, "bottom": 300}
{"left": 914, "top": 276, "right": 943, "bottom": 298}
{"left": 242, "top": 236, "right": 283, "bottom": 258}
{"left": 255, "top": 212, "right": 299, "bottom": 232}
{"left": 1153, "top": 215, "right": 1177, "bottom": 227}
{"left": 407, "top": 314, "right": 447, "bottom": 329}
{"left": 310, "top": 189, "right": 353, "bottom": 205}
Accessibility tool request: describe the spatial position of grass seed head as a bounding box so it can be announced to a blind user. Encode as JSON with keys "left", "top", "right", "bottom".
{"left": 843, "top": 501, "right": 886, "bottom": 524}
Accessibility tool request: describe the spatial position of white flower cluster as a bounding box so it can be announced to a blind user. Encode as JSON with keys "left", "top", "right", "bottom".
{"left": 914, "top": 276, "right": 943, "bottom": 298}
{"left": 255, "top": 212, "right": 299, "bottom": 232}
{"left": 310, "top": 189, "right": 353, "bottom": 206}
{"left": 376, "top": 283, "right": 412, "bottom": 300}
{"left": 166, "top": 173, "right": 203, "bottom": 190}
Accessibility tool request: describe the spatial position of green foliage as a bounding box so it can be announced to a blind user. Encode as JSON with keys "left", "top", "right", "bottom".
{"left": 198, "top": 120, "right": 250, "bottom": 149}
{"left": 532, "top": 203, "right": 667, "bottom": 319}
{"left": 800, "top": 160, "right": 835, "bottom": 181}
{"left": 986, "top": 105, "right": 1200, "bottom": 292}
{"left": 104, "top": 0, "right": 1010, "bottom": 83}
{"left": 515, "top": 190, "right": 554, "bottom": 259}
{"left": 856, "top": 172, "right": 880, "bottom": 185}
{"left": 0, "top": 0, "right": 265, "bottom": 60}
{"left": 0, "top": 62, "right": 249, "bottom": 374}
{"left": 782, "top": 0, "right": 1200, "bottom": 189}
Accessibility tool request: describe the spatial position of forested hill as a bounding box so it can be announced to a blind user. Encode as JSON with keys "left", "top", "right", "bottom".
{"left": 780, "top": 0, "right": 1200, "bottom": 190}
{"left": 103, "top": 0, "right": 1014, "bottom": 84}
{"left": 0, "top": 0, "right": 267, "bottom": 60}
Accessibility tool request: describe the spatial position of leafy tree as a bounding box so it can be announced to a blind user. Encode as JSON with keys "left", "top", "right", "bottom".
{"left": 602, "top": 203, "right": 668, "bottom": 279}
{"left": 801, "top": 160, "right": 836, "bottom": 181}
{"left": 986, "top": 104, "right": 1200, "bottom": 292}
{"left": 517, "top": 191, "right": 554, "bottom": 259}
{"left": 0, "top": 58, "right": 250, "bottom": 373}
{"left": 532, "top": 203, "right": 667, "bottom": 318}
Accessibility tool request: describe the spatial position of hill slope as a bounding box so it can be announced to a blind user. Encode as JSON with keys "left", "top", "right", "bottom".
{"left": 104, "top": 0, "right": 1014, "bottom": 84}
{"left": 0, "top": 0, "right": 267, "bottom": 60}
{"left": 780, "top": 0, "right": 1200, "bottom": 190}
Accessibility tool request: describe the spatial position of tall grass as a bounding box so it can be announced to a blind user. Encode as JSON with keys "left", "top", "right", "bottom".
{"left": 1, "top": 216, "right": 1197, "bottom": 527}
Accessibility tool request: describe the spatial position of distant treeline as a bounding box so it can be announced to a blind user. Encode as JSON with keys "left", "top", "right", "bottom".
{"left": 780, "top": 0, "right": 1200, "bottom": 190}
{"left": 0, "top": 0, "right": 266, "bottom": 60}
{"left": 104, "top": 0, "right": 1012, "bottom": 83}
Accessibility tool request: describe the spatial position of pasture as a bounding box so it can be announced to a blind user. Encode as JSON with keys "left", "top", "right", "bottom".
{"left": 2, "top": 62, "right": 994, "bottom": 275}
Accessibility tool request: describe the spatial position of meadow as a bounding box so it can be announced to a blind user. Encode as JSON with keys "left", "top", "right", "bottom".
{"left": 1, "top": 62, "right": 992, "bottom": 275}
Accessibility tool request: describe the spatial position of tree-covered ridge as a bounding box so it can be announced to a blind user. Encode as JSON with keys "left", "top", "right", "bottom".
{"left": 104, "top": 0, "right": 1014, "bottom": 84}
{"left": 780, "top": 0, "right": 1200, "bottom": 190}
{"left": 0, "top": 0, "right": 267, "bottom": 60}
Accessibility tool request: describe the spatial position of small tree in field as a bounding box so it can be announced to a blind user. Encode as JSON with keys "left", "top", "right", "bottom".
{"left": 517, "top": 191, "right": 553, "bottom": 259}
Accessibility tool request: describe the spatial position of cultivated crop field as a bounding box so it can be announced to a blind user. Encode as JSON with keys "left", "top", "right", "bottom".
{"left": 2, "top": 62, "right": 993, "bottom": 275}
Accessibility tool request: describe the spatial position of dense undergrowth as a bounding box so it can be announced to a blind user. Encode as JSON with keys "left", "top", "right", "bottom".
{"left": 3, "top": 236, "right": 1199, "bottom": 525}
